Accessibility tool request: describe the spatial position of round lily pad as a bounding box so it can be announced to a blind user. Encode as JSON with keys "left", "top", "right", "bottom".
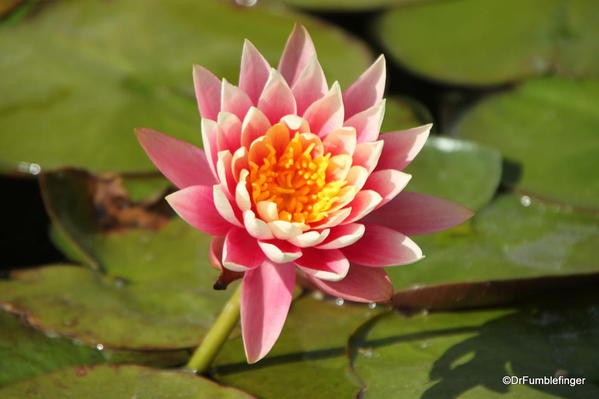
{"left": 0, "top": 365, "right": 255, "bottom": 399}
{"left": 380, "top": 96, "right": 432, "bottom": 133}
{"left": 454, "top": 77, "right": 599, "bottom": 209}
{"left": 0, "top": 0, "right": 372, "bottom": 175}
{"left": 376, "top": 0, "right": 599, "bottom": 85}
{"left": 404, "top": 136, "right": 501, "bottom": 211}
{"left": 388, "top": 194, "right": 599, "bottom": 290}
{"left": 213, "top": 296, "right": 381, "bottom": 399}
{"left": 351, "top": 296, "right": 599, "bottom": 398}
{"left": 0, "top": 170, "right": 229, "bottom": 350}
{"left": 0, "top": 311, "right": 103, "bottom": 388}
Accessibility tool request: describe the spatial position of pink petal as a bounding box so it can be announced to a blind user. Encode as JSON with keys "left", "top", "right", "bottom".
{"left": 345, "top": 166, "right": 369, "bottom": 191}
{"left": 201, "top": 118, "right": 219, "bottom": 176}
{"left": 317, "top": 223, "right": 365, "bottom": 250}
{"left": 305, "top": 265, "right": 393, "bottom": 303}
{"left": 241, "top": 107, "right": 272, "bottom": 148}
{"left": 352, "top": 141, "right": 383, "bottom": 173}
{"left": 363, "top": 169, "right": 411, "bottom": 209}
{"left": 216, "top": 150, "right": 235, "bottom": 198}
{"left": 342, "top": 224, "right": 423, "bottom": 267}
{"left": 216, "top": 112, "right": 242, "bottom": 154}
{"left": 223, "top": 228, "right": 266, "bottom": 272}
{"left": 235, "top": 169, "right": 252, "bottom": 211}
{"left": 345, "top": 100, "right": 385, "bottom": 143}
{"left": 232, "top": 147, "right": 249, "bottom": 181}
{"left": 193, "top": 65, "right": 221, "bottom": 120}
{"left": 377, "top": 124, "right": 432, "bottom": 171}
{"left": 278, "top": 24, "right": 316, "bottom": 87}
{"left": 136, "top": 128, "right": 216, "bottom": 189}
{"left": 343, "top": 190, "right": 383, "bottom": 224}
{"left": 241, "top": 261, "right": 296, "bottom": 363}
{"left": 295, "top": 248, "right": 349, "bottom": 281}
{"left": 302, "top": 82, "right": 344, "bottom": 137}
{"left": 288, "top": 229, "right": 330, "bottom": 248}
{"left": 322, "top": 127, "right": 357, "bottom": 156}
{"left": 209, "top": 235, "right": 243, "bottom": 289}
{"left": 281, "top": 115, "right": 310, "bottom": 133}
{"left": 311, "top": 207, "right": 352, "bottom": 229}
{"left": 239, "top": 40, "right": 271, "bottom": 104}
{"left": 258, "top": 69, "right": 297, "bottom": 124}
{"left": 243, "top": 210, "right": 274, "bottom": 240}
{"left": 221, "top": 79, "right": 253, "bottom": 121}
{"left": 256, "top": 201, "right": 279, "bottom": 222}
{"left": 343, "top": 55, "right": 386, "bottom": 119}
{"left": 166, "top": 186, "right": 231, "bottom": 236}
{"left": 292, "top": 56, "right": 328, "bottom": 115}
{"left": 213, "top": 184, "right": 243, "bottom": 227}
{"left": 362, "top": 191, "right": 474, "bottom": 235}
{"left": 268, "top": 220, "right": 305, "bottom": 240}
{"left": 258, "top": 239, "right": 302, "bottom": 263}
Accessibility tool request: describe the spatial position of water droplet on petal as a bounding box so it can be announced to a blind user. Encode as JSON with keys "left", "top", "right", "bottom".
{"left": 368, "top": 302, "right": 377, "bottom": 309}
{"left": 335, "top": 298, "right": 344, "bottom": 306}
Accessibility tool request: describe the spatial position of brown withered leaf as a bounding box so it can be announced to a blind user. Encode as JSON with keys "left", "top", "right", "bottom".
{"left": 40, "top": 169, "right": 171, "bottom": 234}
{"left": 0, "top": 0, "right": 24, "bottom": 17}
{"left": 91, "top": 173, "right": 171, "bottom": 232}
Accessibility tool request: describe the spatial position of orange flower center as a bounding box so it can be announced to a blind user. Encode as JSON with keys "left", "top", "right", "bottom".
{"left": 248, "top": 123, "right": 346, "bottom": 224}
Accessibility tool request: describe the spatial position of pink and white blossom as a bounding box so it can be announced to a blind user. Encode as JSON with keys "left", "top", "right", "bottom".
{"left": 136, "top": 25, "right": 473, "bottom": 363}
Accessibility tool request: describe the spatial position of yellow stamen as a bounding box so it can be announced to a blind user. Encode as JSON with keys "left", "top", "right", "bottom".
{"left": 249, "top": 123, "right": 347, "bottom": 224}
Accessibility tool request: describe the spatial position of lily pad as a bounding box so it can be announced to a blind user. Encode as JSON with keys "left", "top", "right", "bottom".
{"left": 392, "top": 273, "right": 599, "bottom": 311}
{"left": 0, "top": 170, "right": 229, "bottom": 350}
{"left": 388, "top": 194, "right": 599, "bottom": 291}
{"left": 0, "top": 364, "right": 255, "bottom": 399}
{"left": 0, "top": 0, "right": 372, "bottom": 175}
{"left": 351, "top": 296, "right": 599, "bottom": 398}
{"left": 376, "top": 0, "right": 599, "bottom": 85}
{"left": 404, "top": 136, "right": 501, "bottom": 211}
{"left": 380, "top": 96, "right": 432, "bottom": 133}
{"left": 0, "top": 311, "right": 103, "bottom": 388}
{"left": 213, "top": 296, "right": 381, "bottom": 399}
{"left": 454, "top": 77, "right": 599, "bottom": 210}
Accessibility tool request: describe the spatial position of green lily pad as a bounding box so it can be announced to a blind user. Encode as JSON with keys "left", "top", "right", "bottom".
{"left": 0, "top": 310, "right": 189, "bottom": 388}
{"left": 454, "top": 77, "right": 599, "bottom": 209}
{"left": 0, "top": 364, "right": 255, "bottom": 399}
{"left": 0, "top": 311, "right": 103, "bottom": 388}
{"left": 391, "top": 273, "right": 599, "bottom": 311}
{"left": 381, "top": 96, "right": 432, "bottom": 133}
{"left": 376, "top": 0, "right": 599, "bottom": 85}
{"left": 388, "top": 194, "right": 599, "bottom": 291}
{"left": 351, "top": 296, "right": 599, "bottom": 398}
{"left": 0, "top": 0, "right": 372, "bottom": 175}
{"left": 0, "top": 170, "right": 229, "bottom": 350}
{"left": 404, "top": 136, "right": 501, "bottom": 211}
{"left": 213, "top": 296, "right": 381, "bottom": 399}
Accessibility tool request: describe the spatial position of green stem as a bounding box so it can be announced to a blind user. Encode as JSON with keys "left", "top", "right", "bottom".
{"left": 185, "top": 284, "right": 242, "bottom": 373}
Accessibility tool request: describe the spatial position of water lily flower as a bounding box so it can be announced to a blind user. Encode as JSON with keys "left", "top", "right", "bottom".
{"left": 136, "top": 25, "right": 473, "bottom": 363}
